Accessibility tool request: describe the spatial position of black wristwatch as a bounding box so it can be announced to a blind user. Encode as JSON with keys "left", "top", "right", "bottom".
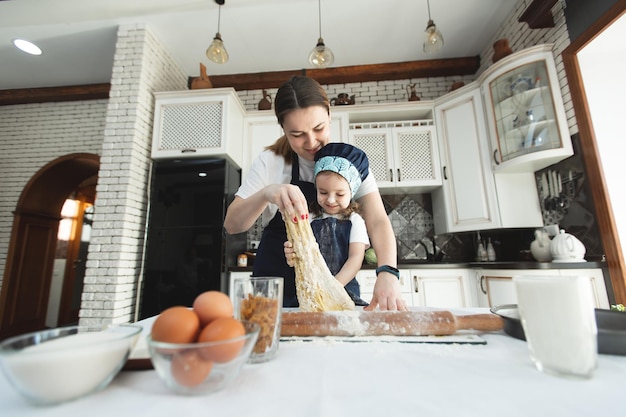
{"left": 375, "top": 265, "right": 400, "bottom": 279}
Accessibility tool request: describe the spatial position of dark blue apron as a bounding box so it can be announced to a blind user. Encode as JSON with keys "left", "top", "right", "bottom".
{"left": 253, "top": 154, "right": 316, "bottom": 307}
{"left": 310, "top": 217, "right": 361, "bottom": 298}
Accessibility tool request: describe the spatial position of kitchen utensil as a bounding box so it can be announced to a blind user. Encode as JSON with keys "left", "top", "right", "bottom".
{"left": 530, "top": 228, "right": 552, "bottom": 262}
{"left": 0, "top": 324, "right": 142, "bottom": 406}
{"left": 280, "top": 310, "right": 503, "bottom": 337}
{"left": 257, "top": 89, "right": 271, "bottom": 110}
{"left": 330, "top": 93, "right": 355, "bottom": 105}
{"left": 550, "top": 229, "right": 586, "bottom": 262}
{"left": 491, "top": 304, "right": 626, "bottom": 356}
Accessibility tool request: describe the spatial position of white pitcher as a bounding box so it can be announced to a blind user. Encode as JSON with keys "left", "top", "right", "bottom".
{"left": 530, "top": 229, "right": 552, "bottom": 262}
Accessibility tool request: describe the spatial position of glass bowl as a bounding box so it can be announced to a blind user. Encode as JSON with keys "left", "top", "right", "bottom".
{"left": 147, "top": 321, "right": 260, "bottom": 395}
{"left": 0, "top": 324, "right": 142, "bottom": 406}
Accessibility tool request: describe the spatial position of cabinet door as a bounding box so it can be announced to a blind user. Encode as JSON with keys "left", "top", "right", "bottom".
{"left": 242, "top": 114, "right": 282, "bottom": 178}
{"left": 558, "top": 269, "right": 610, "bottom": 309}
{"left": 433, "top": 88, "right": 500, "bottom": 233}
{"left": 152, "top": 89, "right": 245, "bottom": 167}
{"left": 392, "top": 126, "right": 441, "bottom": 189}
{"left": 411, "top": 269, "right": 473, "bottom": 308}
{"left": 349, "top": 128, "right": 395, "bottom": 187}
{"left": 481, "top": 45, "right": 573, "bottom": 172}
{"left": 356, "top": 269, "right": 413, "bottom": 307}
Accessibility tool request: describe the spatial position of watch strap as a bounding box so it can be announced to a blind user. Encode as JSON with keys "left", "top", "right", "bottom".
{"left": 375, "top": 265, "right": 400, "bottom": 279}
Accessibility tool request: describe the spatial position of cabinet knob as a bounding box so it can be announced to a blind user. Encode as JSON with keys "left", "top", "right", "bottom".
{"left": 389, "top": 168, "right": 393, "bottom": 181}
{"left": 443, "top": 166, "right": 448, "bottom": 180}
{"left": 397, "top": 168, "right": 401, "bottom": 182}
{"left": 479, "top": 276, "right": 487, "bottom": 294}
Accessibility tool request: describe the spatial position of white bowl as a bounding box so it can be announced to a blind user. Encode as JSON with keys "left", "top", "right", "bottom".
{"left": 0, "top": 324, "right": 141, "bottom": 406}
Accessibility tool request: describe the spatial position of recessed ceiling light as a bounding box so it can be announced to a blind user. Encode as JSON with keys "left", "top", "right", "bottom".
{"left": 12, "top": 38, "right": 42, "bottom": 56}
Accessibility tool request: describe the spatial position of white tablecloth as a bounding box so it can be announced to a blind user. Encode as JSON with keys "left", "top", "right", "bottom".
{"left": 2, "top": 310, "right": 624, "bottom": 416}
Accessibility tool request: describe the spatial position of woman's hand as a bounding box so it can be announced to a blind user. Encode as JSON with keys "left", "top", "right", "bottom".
{"left": 364, "top": 272, "right": 408, "bottom": 311}
{"left": 264, "top": 184, "right": 309, "bottom": 224}
{"left": 284, "top": 241, "right": 296, "bottom": 267}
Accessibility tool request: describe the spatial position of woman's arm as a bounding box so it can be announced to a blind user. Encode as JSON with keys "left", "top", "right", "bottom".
{"left": 334, "top": 242, "right": 367, "bottom": 286}
{"left": 357, "top": 192, "right": 407, "bottom": 311}
{"left": 224, "top": 184, "right": 309, "bottom": 234}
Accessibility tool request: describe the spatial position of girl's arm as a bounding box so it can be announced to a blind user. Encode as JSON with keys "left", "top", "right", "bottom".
{"left": 334, "top": 242, "right": 367, "bottom": 286}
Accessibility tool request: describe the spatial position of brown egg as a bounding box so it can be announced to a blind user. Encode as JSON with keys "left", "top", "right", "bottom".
{"left": 170, "top": 349, "right": 213, "bottom": 387}
{"left": 151, "top": 306, "right": 200, "bottom": 343}
{"left": 193, "top": 291, "right": 234, "bottom": 326}
{"left": 198, "top": 317, "right": 245, "bottom": 363}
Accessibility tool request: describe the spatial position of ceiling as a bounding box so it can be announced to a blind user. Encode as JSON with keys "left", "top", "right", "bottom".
{"left": 0, "top": 0, "right": 519, "bottom": 91}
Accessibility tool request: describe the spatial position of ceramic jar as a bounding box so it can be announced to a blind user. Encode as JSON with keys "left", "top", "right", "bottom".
{"left": 492, "top": 39, "right": 513, "bottom": 63}
{"left": 530, "top": 229, "right": 552, "bottom": 262}
{"left": 550, "top": 230, "right": 586, "bottom": 262}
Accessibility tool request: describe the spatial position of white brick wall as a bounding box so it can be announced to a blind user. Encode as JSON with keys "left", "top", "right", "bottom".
{"left": 0, "top": 0, "right": 579, "bottom": 324}
{"left": 0, "top": 100, "right": 107, "bottom": 285}
{"left": 79, "top": 23, "right": 188, "bottom": 326}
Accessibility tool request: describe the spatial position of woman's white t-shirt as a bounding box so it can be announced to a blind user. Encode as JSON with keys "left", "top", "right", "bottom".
{"left": 236, "top": 149, "right": 377, "bottom": 227}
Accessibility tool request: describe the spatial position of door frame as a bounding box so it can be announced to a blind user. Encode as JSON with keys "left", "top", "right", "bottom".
{"left": 0, "top": 153, "right": 99, "bottom": 339}
{"left": 562, "top": 0, "right": 626, "bottom": 303}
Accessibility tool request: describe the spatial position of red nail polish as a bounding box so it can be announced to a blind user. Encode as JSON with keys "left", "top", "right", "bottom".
{"left": 301, "top": 214, "right": 306, "bottom": 220}
{"left": 293, "top": 216, "right": 298, "bottom": 223}
{"left": 305, "top": 213, "right": 309, "bottom": 219}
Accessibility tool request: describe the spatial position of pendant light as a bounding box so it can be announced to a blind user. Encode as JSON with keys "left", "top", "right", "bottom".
{"left": 206, "top": 0, "right": 229, "bottom": 64}
{"left": 423, "top": 0, "right": 444, "bottom": 53}
{"left": 308, "top": 0, "right": 334, "bottom": 68}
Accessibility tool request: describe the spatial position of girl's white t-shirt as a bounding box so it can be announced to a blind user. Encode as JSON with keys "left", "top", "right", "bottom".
{"left": 236, "top": 149, "right": 377, "bottom": 227}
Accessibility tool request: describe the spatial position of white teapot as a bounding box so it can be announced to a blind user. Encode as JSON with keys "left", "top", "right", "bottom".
{"left": 530, "top": 229, "right": 552, "bottom": 262}
{"left": 550, "top": 229, "right": 586, "bottom": 262}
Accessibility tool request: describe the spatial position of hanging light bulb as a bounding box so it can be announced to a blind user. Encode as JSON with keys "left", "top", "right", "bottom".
{"left": 206, "top": 0, "right": 229, "bottom": 64}
{"left": 308, "top": 0, "right": 334, "bottom": 68}
{"left": 423, "top": 0, "right": 444, "bottom": 53}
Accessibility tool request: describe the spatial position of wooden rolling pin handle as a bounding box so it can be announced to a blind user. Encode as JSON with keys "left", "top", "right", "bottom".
{"left": 454, "top": 313, "right": 504, "bottom": 332}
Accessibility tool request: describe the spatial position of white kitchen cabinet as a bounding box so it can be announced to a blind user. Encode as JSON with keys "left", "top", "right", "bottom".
{"left": 433, "top": 86, "right": 543, "bottom": 234}
{"left": 348, "top": 121, "right": 441, "bottom": 192}
{"left": 228, "top": 271, "right": 252, "bottom": 296}
{"left": 410, "top": 269, "right": 475, "bottom": 308}
{"left": 241, "top": 112, "right": 348, "bottom": 178}
{"left": 433, "top": 88, "right": 500, "bottom": 233}
{"left": 481, "top": 44, "right": 573, "bottom": 172}
{"left": 356, "top": 269, "right": 413, "bottom": 307}
{"left": 558, "top": 269, "right": 610, "bottom": 309}
{"left": 475, "top": 268, "right": 610, "bottom": 309}
{"left": 151, "top": 88, "right": 246, "bottom": 168}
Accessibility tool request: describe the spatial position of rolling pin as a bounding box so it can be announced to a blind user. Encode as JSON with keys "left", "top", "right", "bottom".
{"left": 281, "top": 310, "right": 503, "bottom": 337}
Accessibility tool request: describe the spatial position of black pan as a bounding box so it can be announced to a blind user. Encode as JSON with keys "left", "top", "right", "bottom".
{"left": 490, "top": 304, "right": 626, "bottom": 356}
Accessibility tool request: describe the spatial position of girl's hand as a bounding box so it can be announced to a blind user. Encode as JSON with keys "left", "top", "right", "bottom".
{"left": 264, "top": 184, "right": 309, "bottom": 224}
{"left": 283, "top": 241, "right": 296, "bottom": 267}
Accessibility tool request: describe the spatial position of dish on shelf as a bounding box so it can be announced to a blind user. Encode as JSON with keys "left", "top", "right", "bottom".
{"left": 510, "top": 75, "right": 534, "bottom": 95}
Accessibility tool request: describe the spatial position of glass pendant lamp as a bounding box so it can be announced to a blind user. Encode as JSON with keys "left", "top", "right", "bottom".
{"left": 308, "top": 0, "right": 334, "bottom": 68}
{"left": 423, "top": 0, "right": 444, "bottom": 53}
{"left": 206, "top": 0, "right": 229, "bottom": 64}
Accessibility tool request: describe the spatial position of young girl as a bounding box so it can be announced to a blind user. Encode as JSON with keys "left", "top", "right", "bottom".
{"left": 305, "top": 142, "right": 371, "bottom": 305}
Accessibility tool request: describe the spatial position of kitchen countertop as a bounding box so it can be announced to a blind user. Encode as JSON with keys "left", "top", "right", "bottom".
{"left": 2, "top": 308, "right": 623, "bottom": 416}
{"left": 229, "top": 260, "right": 607, "bottom": 272}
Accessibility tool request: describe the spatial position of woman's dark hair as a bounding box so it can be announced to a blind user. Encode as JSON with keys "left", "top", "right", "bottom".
{"left": 266, "top": 76, "right": 330, "bottom": 163}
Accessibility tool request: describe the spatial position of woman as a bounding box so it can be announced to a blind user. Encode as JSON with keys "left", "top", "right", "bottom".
{"left": 224, "top": 75, "right": 405, "bottom": 310}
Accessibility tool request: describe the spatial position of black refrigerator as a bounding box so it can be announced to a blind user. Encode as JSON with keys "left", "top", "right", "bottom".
{"left": 138, "top": 158, "right": 246, "bottom": 319}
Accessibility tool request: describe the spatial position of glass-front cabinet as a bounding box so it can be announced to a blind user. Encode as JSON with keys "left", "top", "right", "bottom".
{"left": 482, "top": 44, "right": 573, "bottom": 172}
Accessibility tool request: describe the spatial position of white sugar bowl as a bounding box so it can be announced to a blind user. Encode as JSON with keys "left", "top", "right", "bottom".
{"left": 550, "top": 229, "right": 586, "bottom": 262}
